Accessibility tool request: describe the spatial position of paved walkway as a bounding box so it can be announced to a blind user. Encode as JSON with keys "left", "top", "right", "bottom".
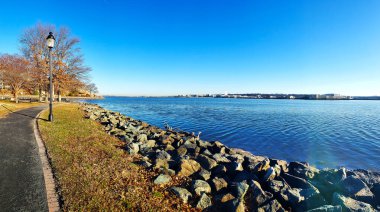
{"left": 0, "top": 106, "right": 48, "bottom": 212}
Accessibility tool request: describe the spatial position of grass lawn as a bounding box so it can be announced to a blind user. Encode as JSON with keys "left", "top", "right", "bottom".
{"left": 38, "top": 103, "right": 196, "bottom": 211}
{"left": 0, "top": 100, "right": 44, "bottom": 118}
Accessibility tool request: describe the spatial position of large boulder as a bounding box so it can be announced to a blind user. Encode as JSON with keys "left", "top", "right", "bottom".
{"left": 263, "top": 167, "right": 277, "bottom": 181}
{"left": 170, "top": 187, "right": 192, "bottom": 203}
{"left": 137, "top": 134, "right": 148, "bottom": 143}
{"left": 297, "top": 187, "right": 327, "bottom": 211}
{"left": 178, "top": 159, "right": 201, "bottom": 177}
{"left": 213, "top": 153, "right": 231, "bottom": 163}
{"left": 197, "top": 169, "right": 211, "bottom": 181}
{"left": 372, "top": 183, "right": 380, "bottom": 205}
{"left": 257, "top": 199, "right": 285, "bottom": 212}
{"left": 349, "top": 169, "right": 380, "bottom": 188}
{"left": 288, "top": 162, "right": 319, "bottom": 180}
{"left": 156, "top": 150, "right": 171, "bottom": 160}
{"left": 270, "top": 158, "right": 288, "bottom": 173}
{"left": 246, "top": 180, "right": 273, "bottom": 208}
{"left": 209, "top": 141, "right": 226, "bottom": 154}
{"left": 192, "top": 180, "right": 211, "bottom": 196}
{"left": 232, "top": 181, "right": 249, "bottom": 199}
{"left": 153, "top": 174, "right": 171, "bottom": 185}
{"left": 125, "top": 142, "right": 139, "bottom": 155}
{"left": 283, "top": 173, "right": 315, "bottom": 189}
{"left": 340, "top": 175, "right": 375, "bottom": 205}
{"left": 196, "top": 193, "right": 212, "bottom": 210}
{"left": 332, "top": 192, "right": 374, "bottom": 212}
{"left": 197, "top": 154, "right": 218, "bottom": 170}
{"left": 211, "top": 177, "right": 228, "bottom": 192}
{"left": 153, "top": 158, "right": 169, "bottom": 170}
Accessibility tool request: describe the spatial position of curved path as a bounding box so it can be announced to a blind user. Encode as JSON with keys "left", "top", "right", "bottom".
{"left": 0, "top": 106, "right": 48, "bottom": 211}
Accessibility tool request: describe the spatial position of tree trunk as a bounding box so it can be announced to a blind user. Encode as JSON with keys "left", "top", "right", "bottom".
{"left": 15, "top": 92, "right": 18, "bottom": 104}
{"left": 58, "top": 89, "right": 61, "bottom": 102}
{"left": 39, "top": 87, "right": 43, "bottom": 102}
{"left": 45, "top": 86, "right": 49, "bottom": 102}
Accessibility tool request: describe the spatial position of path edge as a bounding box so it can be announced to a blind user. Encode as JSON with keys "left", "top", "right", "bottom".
{"left": 34, "top": 109, "right": 61, "bottom": 212}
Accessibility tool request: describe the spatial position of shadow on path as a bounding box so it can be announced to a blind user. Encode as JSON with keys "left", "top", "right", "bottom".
{"left": 1, "top": 104, "right": 49, "bottom": 121}
{"left": 0, "top": 105, "right": 49, "bottom": 211}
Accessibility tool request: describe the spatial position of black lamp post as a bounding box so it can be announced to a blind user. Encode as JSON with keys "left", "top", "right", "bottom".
{"left": 46, "top": 32, "right": 55, "bottom": 122}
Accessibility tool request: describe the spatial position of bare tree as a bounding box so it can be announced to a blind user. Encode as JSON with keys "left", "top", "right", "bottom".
{"left": 20, "top": 23, "right": 92, "bottom": 102}
{"left": 20, "top": 23, "right": 52, "bottom": 102}
{"left": 0, "top": 54, "right": 31, "bottom": 103}
{"left": 86, "top": 83, "right": 98, "bottom": 96}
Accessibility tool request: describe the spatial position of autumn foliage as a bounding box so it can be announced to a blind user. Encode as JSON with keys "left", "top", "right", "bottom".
{"left": 0, "top": 23, "right": 97, "bottom": 103}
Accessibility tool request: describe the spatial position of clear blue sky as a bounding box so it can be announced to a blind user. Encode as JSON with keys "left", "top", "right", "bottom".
{"left": 1, "top": 0, "right": 379, "bottom": 96}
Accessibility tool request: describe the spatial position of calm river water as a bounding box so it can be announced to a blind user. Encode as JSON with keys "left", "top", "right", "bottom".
{"left": 82, "top": 97, "right": 380, "bottom": 171}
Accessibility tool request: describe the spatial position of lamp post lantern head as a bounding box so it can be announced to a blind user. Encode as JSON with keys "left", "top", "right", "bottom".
{"left": 46, "top": 32, "right": 55, "bottom": 48}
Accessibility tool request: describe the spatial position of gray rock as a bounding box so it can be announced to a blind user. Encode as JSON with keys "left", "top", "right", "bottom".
{"left": 197, "top": 169, "right": 211, "bottom": 181}
{"left": 270, "top": 158, "right": 289, "bottom": 173}
{"left": 269, "top": 180, "right": 289, "bottom": 194}
{"left": 233, "top": 170, "right": 258, "bottom": 183}
{"left": 164, "top": 144, "right": 175, "bottom": 151}
{"left": 283, "top": 173, "right": 315, "bottom": 189}
{"left": 89, "top": 114, "right": 97, "bottom": 120}
{"left": 233, "top": 181, "right": 249, "bottom": 199}
{"left": 183, "top": 139, "right": 197, "bottom": 149}
{"left": 249, "top": 180, "right": 273, "bottom": 206}
{"left": 214, "top": 192, "right": 236, "bottom": 203}
{"left": 263, "top": 167, "right": 276, "bottom": 181}
{"left": 211, "top": 177, "right": 228, "bottom": 192}
{"left": 126, "top": 142, "right": 139, "bottom": 155}
{"left": 197, "top": 154, "right": 218, "bottom": 170}
{"left": 306, "top": 205, "right": 342, "bottom": 212}
{"left": 137, "top": 160, "right": 152, "bottom": 168}
{"left": 170, "top": 187, "right": 192, "bottom": 203}
{"left": 373, "top": 183, "right": 380, "bottom": 205}
{"left": 153, "top": 158, "right": 169, "bottom": 170}
{"left": 298, "top": 187, "right": 327, "bottom": 210}
{"left": 349, "top": 169, "right": 380, "bottom": 188}
{"left": 209, "top": 141, "right": 226, "bottom": 154}
{"left": 196, "top": 193, "right": 212, "bottom": 210}
{"left": 213, "top": 153, "right": 231, "bottom": 163}
{"left": 281, "top": 188, "right": 305, "bottom": 206}
{"left": 201, "top": 148, "right": 213, "bottom": 156}
{"left": 225, "top": 161, "right": 244, "bottom": 174}
{"left": 137, "top": 134, "right": 147, "bottom": 143}
{"left": 145, "top": 139, "right": 156, "bottom": 148}
{"left": 332, "top": 192, "right": 374, "bottom": 212}
{"left": 252, "top": 158, "right": 271, "bottom": 173}
{"left": 177, "top": 159, "right": 201, "bottom": 177}
{"left": 156, "top": 150, "right": 171, "bottom": 160}
{"left": 192, "top": 180, "right": 211, "bottom": 196}
{"left": 176, "top": 146, "right": 187, "bottom": 157}
{"left": 223, "top": 198, "right": 245, "bottom": 212}
{"left": 258, "top": 199, "right": 285, "bottom": 212}
{"left": 289, "top": 161, "right": 319, "bottom": 180}
{"left": 212, "top": 164, "right": 227, "bottom": 176}
{"left": 154, "top": 174, "right": 171, "bottom": 184}
{"left": 340, "top": 175, "right": 375, "bottom": 205}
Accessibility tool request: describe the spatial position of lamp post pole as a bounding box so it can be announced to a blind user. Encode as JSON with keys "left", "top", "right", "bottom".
{"left": 46, "top": 32, "right": 55, "bottom": 122}
{"left": 48, "top": 47, "right": 53, "bottom": 121}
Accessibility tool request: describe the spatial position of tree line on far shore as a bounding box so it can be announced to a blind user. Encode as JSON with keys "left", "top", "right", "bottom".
{"left": 0, "top": 23, "right": 98, "bottom": 103}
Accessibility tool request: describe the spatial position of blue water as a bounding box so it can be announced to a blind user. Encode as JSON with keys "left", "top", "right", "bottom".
{"left": 82, "top": 97, "right": 380, "bottom": 171}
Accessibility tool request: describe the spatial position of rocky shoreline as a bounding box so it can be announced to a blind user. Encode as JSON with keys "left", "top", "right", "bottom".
{"left": 83, "top": 103, "right": 380, "bottom": 211}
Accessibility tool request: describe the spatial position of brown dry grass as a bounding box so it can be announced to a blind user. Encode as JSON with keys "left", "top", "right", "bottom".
{"left": 38, "top": 103, "right": 198, "bottom": 211}
{"left": 0, "top": 100, "right": 44, "bottom": 118}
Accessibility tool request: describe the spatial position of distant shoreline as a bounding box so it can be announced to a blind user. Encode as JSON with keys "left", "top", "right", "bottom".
{"left": 99, "top": 95, "right": 380, "bottom": 100}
